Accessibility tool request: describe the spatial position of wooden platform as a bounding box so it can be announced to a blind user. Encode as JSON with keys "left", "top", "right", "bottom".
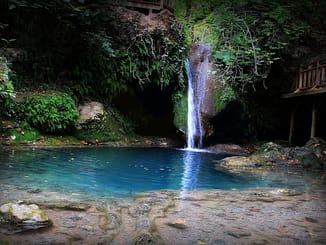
{"left": 282, "top": 60, "right": 326, "bottom": 98}
{"left": 282, "top": 60, "right": 326, "bottom": 145}
{"left": 281, "top": 87, "right": 326, "bottom": 98}
{"left": 119, "top": 0, "right": 175, "bottom": 13}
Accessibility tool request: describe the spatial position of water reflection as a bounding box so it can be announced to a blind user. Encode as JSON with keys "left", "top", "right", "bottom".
{"left": 180, "top": 150, "right": 201, "bottom": 196}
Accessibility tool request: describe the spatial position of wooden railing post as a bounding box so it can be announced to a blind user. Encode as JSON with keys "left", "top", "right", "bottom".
{"left": 322, "top": 65, "right": 326, "bottom": 84}
{"left": 310, "top": 102, "right": 317, "bottom": 138}
{"left": 315, "top": 62, "right": 320, "bottom": 87}
{"left": 298, "top": 64, "right": 303, "bottom": 90}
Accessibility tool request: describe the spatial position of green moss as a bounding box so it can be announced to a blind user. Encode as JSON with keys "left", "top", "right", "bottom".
{"left": 213, "top": 85, "right": 236, "bottom": 112}
{"left": 74, "top": 108, "right": 135, "bottom": 143}
{"left": 41, "top": 135, "right": 81, "bottom": 145}
{"left": 3, "top": 121, "right": 41, "bottom": 144}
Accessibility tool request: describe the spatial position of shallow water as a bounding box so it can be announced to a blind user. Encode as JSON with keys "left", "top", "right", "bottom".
{"left": 0, "top": 147, "right": 321, "bottom": 200}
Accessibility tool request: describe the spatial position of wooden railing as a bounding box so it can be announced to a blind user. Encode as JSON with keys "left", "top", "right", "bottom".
{"left": 293, "top": 60, "right": 326, "bottom": 91}
{"left": 282, "top": 60, "right": 326, "bottom": 98}
{"left": 120, "top": 0, "right": 175, "bottom": 13}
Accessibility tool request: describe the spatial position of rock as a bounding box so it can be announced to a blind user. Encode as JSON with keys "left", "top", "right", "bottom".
{"left": 43, "top": 202, "right": 90, "bottom": 211}
{"left": 207, "top": 144, "right": 250, "bottom": 155}
{"left": 78, "top": 101, "right": 105, "bottom": 123}
{"left": 218, "top": 156, "right": 254, "bottom": 168}
{"left": 295, "top": 150, "right": 324, "bottom": 169}
{"left": 129, "top": 201, "right": 152, "bottom": 217}
{"left": 251, "top": 142, "right": 285, "bottom": 166}
{"left": 167, "top": 219, "right": 187, "bottom": 229}
{"left": 107, "top": 213, "right": 121, "bottom": 230}
{"left": 0, "top": 202, "right": 51, "bottom": 234}
{"left": 305, "top": 217, "right": 319, "bottom": 223}
{"left": 225, "top": 230, "right": 251, "bottom": 238}
{"left": 134, "top": 232, "right": 155, "bottom": 245}
{"left": 136, "top": 216, "right": 151, "bottom": 232}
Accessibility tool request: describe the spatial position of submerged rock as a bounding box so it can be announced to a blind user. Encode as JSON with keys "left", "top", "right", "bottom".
{"left": 0, "top": 202, "right": 51, "bottom": 234}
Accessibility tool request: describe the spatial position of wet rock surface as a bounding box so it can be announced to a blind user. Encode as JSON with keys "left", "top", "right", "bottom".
{"left": 0, "top": 183, "right": 325, "bottom": 244}
{"left": 0, "top": 202, "right": 51, "bottom": 234}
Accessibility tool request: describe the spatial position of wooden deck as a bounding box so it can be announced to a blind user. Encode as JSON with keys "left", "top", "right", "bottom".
{"left": 282, "top": 60, "right": 326, "bottom": 98}
{"left": 282, "top": 60, "right": 326, "bottom": 145}
{"left": 119, "top": 0, "right": 175, "bottom": 13}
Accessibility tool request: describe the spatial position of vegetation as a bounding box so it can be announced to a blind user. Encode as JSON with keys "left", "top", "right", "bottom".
{"left": 0, "top": 0, "right": 187, "bottom": 141}
{"left": 5, "top": 0, "right": 186, "bottom": 100}
{"left": 2, "top": 121, "right": 41, "bottom": 143}
{"left": 174, "top": 0, "right": 325, "bottom": 139}
{"left": 213, "top": 85, "right": 236, "bottom": 112}
{"left": 75, "top": 108, "right": 135, "bottom": 142}
{"left": 1, "top": 0, "right": 324, "bottom": 143}
{"left": 5, "top": 93, "right": 79, "bottom": 133}
{"left": 173, "top": 92, "right": 187, "bottom": 132}
{"left": 175, "top": 0, "right": 308, "bottom": 93}
{"left": 0, "top": 57, "right": 15, "bottom": 122}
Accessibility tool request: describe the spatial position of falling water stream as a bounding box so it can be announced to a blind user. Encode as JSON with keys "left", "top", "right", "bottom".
{"left": 186, "top": 44, "right": 211, "bottom": 149}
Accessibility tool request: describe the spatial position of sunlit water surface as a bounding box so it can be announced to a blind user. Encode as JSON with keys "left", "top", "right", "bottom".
{"left": 0, "top": 147, "right": 320, "bottom": 201}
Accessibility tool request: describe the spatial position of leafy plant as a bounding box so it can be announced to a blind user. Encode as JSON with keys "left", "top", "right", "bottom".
{"left": 7, "top": 93, "right": 79, "bottom": 133}
{"left": 213, "top": 85, "right": 236, "bottom": 112}
{"left": 0, "top": 57, "right": 14, "bottom": 100}
{"left": 173, "top": 91, "right": 188, "bottom": 132}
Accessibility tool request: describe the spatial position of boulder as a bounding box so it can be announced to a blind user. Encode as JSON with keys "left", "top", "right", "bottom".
{"left": 78, "top": 101, "right": 105, "bottom": 123}
{"left": 219, "top": 156, "right": 254, "bottom": 168}
{"left": 216, "top": 140, "right": 325, "bottom": 170}
{"left": 0, "top": 202, "right": 51, "bottom": 234}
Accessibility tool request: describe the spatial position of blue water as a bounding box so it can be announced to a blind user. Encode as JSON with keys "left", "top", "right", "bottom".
{"left": 0, "top": 147, "right": 317, "bottom": 199}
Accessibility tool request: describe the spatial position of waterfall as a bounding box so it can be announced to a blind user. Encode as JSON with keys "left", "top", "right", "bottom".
{"left": 186, "top": 59, "right": 197, "bottom": 149}
{"left": 185, "top": 59, "right": 205, "bottom": 149}
{"left": 186, "top": 44, "right": 211, "bottom": 149}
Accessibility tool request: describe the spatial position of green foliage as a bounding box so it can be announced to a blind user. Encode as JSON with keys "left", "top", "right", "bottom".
{"left": 0, "top": 57, "right": 15, "bottom": 103}
{"left": 6, "top": 1, "right": 187, "bottom": 103}
{"left": 213, "top": 84, "right": 236, "bottom": 112}
{"left": 75, "top": 108, "right": 135, "bottom": 142}
{"left": 213, "top": 1, "right": 307, "bottom": 92}
{"left": 4, "top": 122, "right": 41, "bottom": 143}
{"left": 176, "top": 0, "right": 308, "bottom": 93}
{"left": 118, "top": 18, "right": 187, "bottom": 88}
{"left": 6, "top": 93, "right": 79, "bottom": 133}
{"left": 173, "top": 91, "right": 187, "bottom": 132}
{"left": 71, "top": 31, "right": 129, "bottom": 99}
